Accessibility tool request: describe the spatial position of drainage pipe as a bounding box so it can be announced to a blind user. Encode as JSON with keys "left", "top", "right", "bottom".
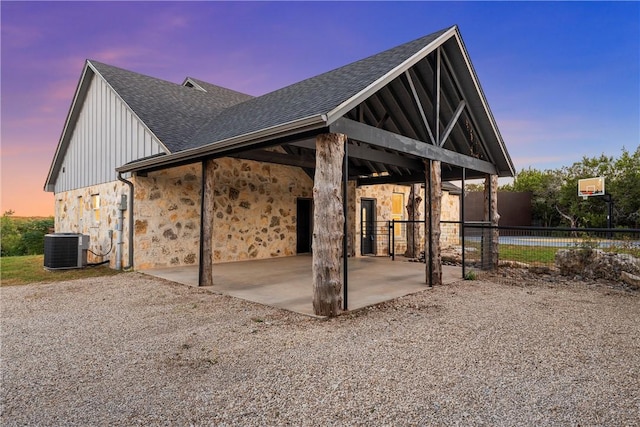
{"left": 117, "top": 172, "right": 134, "bottom": 270}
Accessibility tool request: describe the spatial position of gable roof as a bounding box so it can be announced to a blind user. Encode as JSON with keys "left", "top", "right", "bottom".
{"left": 183, "top": 27, "right": 451, "bottom": 152}
{"left": 46, "top": 25, "right": 515, "bottom": 191}
{"left": 89, "top": 60, "right": 253, "bottom": 150}
{"left": 115, "top": 25, "right": 514, "bottom": 178}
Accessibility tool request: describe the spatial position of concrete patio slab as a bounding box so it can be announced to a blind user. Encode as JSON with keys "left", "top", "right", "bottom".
{"left": 143, "top": 256, "right": 461, "bottom": 316}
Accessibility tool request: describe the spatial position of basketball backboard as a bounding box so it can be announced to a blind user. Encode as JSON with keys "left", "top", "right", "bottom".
{"left": 578, "top": 177, "right": 605, "bottom": 198}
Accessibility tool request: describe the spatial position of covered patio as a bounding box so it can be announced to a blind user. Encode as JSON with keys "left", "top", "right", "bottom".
{"left": 116, "top": 26, "right": 514, "bottom": 317}
{"left": 143, "top": 256, "right": 461, "bottom": 316}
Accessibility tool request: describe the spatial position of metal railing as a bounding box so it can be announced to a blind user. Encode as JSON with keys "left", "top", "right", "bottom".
{"left": 383, "top": 220, "right": 639, "bottom": 280}
{"left": 462, "top": 224, "right": 640, "bottom": 276}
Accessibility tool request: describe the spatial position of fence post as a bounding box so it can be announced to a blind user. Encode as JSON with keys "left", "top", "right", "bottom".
{"left": 391, "top": 219, "right": 395, "bottom": 261}
{"left": 387, "top": 220, "right": 391, "bottom": 257}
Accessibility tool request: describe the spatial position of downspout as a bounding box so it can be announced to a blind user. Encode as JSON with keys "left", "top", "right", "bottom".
{"left": 117, "top": 172, "right": 134, "bottom": 270}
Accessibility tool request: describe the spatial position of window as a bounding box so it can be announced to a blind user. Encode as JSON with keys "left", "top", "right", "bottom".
{"left": 91, "top": 194, "right": 100, "bottom": 225}
{"left": 391, "top": 192, "right": 404, "bottom": 238}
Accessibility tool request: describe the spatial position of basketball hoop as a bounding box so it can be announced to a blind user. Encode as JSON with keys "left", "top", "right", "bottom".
{"left": 578, "top": 177, "right": 605, "bottom": 199}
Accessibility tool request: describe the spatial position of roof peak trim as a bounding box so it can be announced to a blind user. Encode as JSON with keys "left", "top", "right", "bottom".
{"left": 325, "top": 25, "right": 458, "bottom": 125}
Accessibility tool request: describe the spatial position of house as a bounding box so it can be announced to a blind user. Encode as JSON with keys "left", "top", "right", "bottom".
{"left": 45, "top": 25, "right": 514, "bottom": 315}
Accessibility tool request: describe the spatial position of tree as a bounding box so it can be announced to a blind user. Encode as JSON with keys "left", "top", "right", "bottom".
{"left": 503, "top": 168, "right": 563, "bottom": 227}
{"left": 1, "top": 211, "right": 21, "bottom": 256}
{"left": 502, "top": 148, "right": 639, "bottom": 228}
{"left": 19, "top": 218, "right": 54, "bottom": 255}
{"left": 609, "top": 147, "right": 640, "bottom": 228}
{"left": 0, "top": 211, "right": 54, "bottom": 256}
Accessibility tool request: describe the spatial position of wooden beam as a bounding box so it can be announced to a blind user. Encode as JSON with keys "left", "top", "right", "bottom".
{"left": 312, "top": 133, "right": 345, "bottom": 317}
{"left": 440, "top": 49, "right": 496, "bottom": 165}
{"left": 405, "top": 183, "right": 422, "bottom": 258}
{"left": 357, "top": 172, "right": 425, "bottom": 186}
{"left": 376, "top": 112, "right": 390, "bottom": 128}
{"left": 483, "top": 174, "right": 500, "bottom": 270}
{"left": 405, "top": 70, "right": 436, "bottom": 145}
{"left": 199, "top": 158, "right": 216, "bottom": 287}
{"left": 427, "top": 160, "right": 442, "bottom": 286}
{"left": 228, "top": 149, "right": 316, "bottom": 169}
{"left": 439, "top": 100, "right": 466, "bottom": 147}
{"left": 289, "top": 140, "right": 424, "bottom": 171}
{"left": 434, "top": 47, "right": 441, "bottom": 144}
{"left": 330, "top": 118, "right": 497, "bottom": 175}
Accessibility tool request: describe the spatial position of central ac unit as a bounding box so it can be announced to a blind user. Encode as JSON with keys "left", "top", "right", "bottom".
{"left": 44, "top": 233, "right": 89, "bottom": 270}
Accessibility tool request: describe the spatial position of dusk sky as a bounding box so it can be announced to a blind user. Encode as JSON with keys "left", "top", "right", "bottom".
{"left": 1, "top": 1, "right": 638, "bottom": 216}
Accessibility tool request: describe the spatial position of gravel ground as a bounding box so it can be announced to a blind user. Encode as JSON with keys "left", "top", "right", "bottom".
{"left": 1, "top": 273, "right": 638, "bottom": 426}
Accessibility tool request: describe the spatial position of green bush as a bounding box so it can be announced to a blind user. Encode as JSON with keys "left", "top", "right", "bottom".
{"left": 1, "top": 211, "right": 54, "bottom": 257}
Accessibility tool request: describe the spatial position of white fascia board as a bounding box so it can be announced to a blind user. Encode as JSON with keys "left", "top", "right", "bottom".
{"left": 87, "top": 60, "right": 172, "bottom": 156}
{"left": 44, "top": 61, "right": 93, "bottom": 192}
{"left": 116, "top": 114, "right": 328, "bottom": 173}
{"left": 451, "top": 29, "right": 516, "bottom": 177}
{"left": 325, "top": 25, "right": 458, "bottom": 126}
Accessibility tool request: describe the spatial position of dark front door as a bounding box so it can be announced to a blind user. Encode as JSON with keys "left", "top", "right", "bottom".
{"left": 296, "top": 198, "right": 313, "bottom": 254}
{"left": 361, "top": 199, "right": 376, "bottom": 255}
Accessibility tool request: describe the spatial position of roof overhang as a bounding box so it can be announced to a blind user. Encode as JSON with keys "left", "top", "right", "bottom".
{"left": 116, "top": 26, "right": 514, "bottom": 181}
{"left": 116, "top": 114, "right": 329, "bottom": 174}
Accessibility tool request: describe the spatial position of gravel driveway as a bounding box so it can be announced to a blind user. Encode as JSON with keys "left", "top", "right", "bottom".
{"left": 1, "top": 273, "right": 638, "bottom": 426}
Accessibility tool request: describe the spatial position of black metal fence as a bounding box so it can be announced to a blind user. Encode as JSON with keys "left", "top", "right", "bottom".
{"left": 383, "top": 220, "right": 639, "bottom": 280}
{"left": 461, "top": 224, "right": 640, "bottom": 272}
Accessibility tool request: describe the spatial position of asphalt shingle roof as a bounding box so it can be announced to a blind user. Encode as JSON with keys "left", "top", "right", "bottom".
{"left": 89, "top": 61, "right": 252, "bottom": 151}
{"left": 91, "top": 27, "right": 449, "bottom": 154}
{"left": 185, "top": 28, "right": 449, "bottom": 151}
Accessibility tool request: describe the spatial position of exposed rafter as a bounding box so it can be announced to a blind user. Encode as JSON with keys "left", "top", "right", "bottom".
{"left": 404, "top": 69, "right": 436, "bottom": 145}
{"left": 330, "top": 118, "right": 497, "bottom": 175}
{"left": 228, "top": 149, "right": 316, "bottom": 169}
{"left": 439, "top": 100, "right": 465, "bottom": 147}
{"left": 440, "top": 48, "right": 494, "bottom": 164}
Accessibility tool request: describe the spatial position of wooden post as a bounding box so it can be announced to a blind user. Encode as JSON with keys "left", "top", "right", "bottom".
{"left": 483, "top": 174, "right": 500, "bottom": 270}
{"left": 313, "top": 133, "right": 345, "bottom": 316}
{"left": 405, "top": 183, "right": 422, "bottom": 258}
{"left": 199, "top": 158, "right": 216, "bottom": 287}
{"left": 426, "top": 160, "right": 442, "bottom": 286}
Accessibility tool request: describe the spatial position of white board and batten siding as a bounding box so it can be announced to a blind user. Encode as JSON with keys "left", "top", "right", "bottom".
{"left": 54, "top": 74, "right": 166, "bottom": 193}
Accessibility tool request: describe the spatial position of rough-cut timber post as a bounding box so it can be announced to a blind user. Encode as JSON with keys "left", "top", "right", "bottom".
{"left": 426, "top": 160, "right": 442, "bottom": 286}
{"left": 483, "top": 174, "right": 500, "bottom": 270}
{"left": 312, "top": 133, "right": 346, "bottom": 316}
{"left": 199, "top": 158, "right": 216, "bottom": 287}
{"left": 405, "top": 183, "right": 422, "bottom": 258}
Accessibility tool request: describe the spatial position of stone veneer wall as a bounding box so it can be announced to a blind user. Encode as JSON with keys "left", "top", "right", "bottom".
{"left": 441, "top": 190, "right": 461, "bottom": 247}
{"left": 354, "top": 184, "right": 460, "bottom": 256}
{"left": 54, "top": 181, "right": 131, "bottom": 267}
{"left": 133, "top": 164, "right": 201, "bottom": 270}
{"left": 133, "top": 159, "right": 314, "bottom": 270}
{"left": 54, "top": 162, "right": 458, "bottom": 270}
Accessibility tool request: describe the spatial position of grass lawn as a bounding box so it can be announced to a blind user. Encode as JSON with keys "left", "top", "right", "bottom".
{"left": 499, "top": 244, "right": 558, "bottom": 266}
{"left": 0, "top": 255, "right": 122, "bottom": 286}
